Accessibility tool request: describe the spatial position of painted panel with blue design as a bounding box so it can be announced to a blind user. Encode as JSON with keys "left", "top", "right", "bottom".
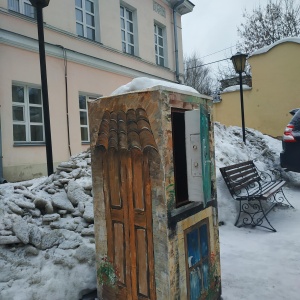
{"left": 187, "top": 228, "right": 200, "bottom": 267}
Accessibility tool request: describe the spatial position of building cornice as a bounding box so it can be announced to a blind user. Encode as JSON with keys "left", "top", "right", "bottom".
{"left": 162, "top": 0, "right": 195, "bottom": 15}
{"left": 0, "top": 29, "right": 176, "bottom": 81}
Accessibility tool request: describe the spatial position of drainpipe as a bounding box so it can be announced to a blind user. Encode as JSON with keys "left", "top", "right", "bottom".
{"left": 57, "top": 45, "right": 72, "bottom": 157}
{"left": 173, "top": 0, "right": 185, "bottom": 83}
{"left": 0, "top": 111, "right": 7, "bottom": 184}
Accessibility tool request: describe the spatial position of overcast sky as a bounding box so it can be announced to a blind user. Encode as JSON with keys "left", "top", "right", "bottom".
{"left": 181, "top": 0, "right": 300, "bottom": 75}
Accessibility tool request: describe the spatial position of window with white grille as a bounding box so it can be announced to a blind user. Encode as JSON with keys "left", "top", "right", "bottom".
{"left": 8, "top": 0, "right": 36, "bottom": 18}
{"left": 79, "top": 94, "right": 90, "bottom": 142}
{"left": 120, "top": 5, "right": 136, "bottom": 55}
{"left": 75, "top": 0, "right": 96, "bottom": 40}
{"left": 12, "top": 84, "right": 44, "bottom": 143}
{"left": 154, "top": 24, "right": 165, "bottom": 66}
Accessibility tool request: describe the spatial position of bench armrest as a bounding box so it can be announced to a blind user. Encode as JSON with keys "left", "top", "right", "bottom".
{"left": 257, "top": 168, "right": 283, "bottom": 182}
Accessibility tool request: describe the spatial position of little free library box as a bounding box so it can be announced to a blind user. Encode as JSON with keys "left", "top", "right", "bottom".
{"left": 88, "top": 85, "right": 221, "bottom": 300}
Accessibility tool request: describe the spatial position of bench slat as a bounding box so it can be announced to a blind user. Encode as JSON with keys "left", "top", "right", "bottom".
{"left": 224, "top": 163, "right": 254, "bottom": 177}
{"left": 262, "top": 181, "right": 286, "bottom": 199}
{"left": 229, "top": 168, "right": 257, "bottom": 181}
{"left": 231, "top": 176, "right": 260, "bottom": 192}
{"left": 221, "top": 160, "right": 253, "bottom": 172}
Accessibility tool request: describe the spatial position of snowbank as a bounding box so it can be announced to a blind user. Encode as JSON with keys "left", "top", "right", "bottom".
{"left": 0, "top": 151, "right": 96, "bottom": 300}
{"left": 222, "top": 84, "right": 251, "bottom": 93}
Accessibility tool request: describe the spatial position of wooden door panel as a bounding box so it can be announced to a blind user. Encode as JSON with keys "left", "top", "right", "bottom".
{"left": 103, "top": 146, "right": 155, "bottom": 300}
{"left": 136, "top": 227, "right": 149, "bottom": 298}
{"left": 113, "top": 222, "right": 125, "bottom": 284}
{"left": 132, "top": 150, "right": 145, "bottom": 211}
{"left": 107, "top": 150, "right": 122, "bottom": 207}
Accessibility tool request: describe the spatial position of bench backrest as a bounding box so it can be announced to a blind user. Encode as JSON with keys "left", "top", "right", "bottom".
{"left": 220, "top": 161, "right": 261, "bottom": 196}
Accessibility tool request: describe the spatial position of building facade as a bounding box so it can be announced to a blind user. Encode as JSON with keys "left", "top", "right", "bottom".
{"left": 0, "top": 0, "right": 194, "bottom": 182}
{"left": 213, "top": 38, "right": 300, "bottom": 139}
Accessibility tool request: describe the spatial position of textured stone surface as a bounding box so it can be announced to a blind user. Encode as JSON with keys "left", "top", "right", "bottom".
{"left": 12, "top": 217, "right": 30, "bottom": 244}
{"left": 13, "top": 198, "right": 35, "bottom": 209}
{"left": 59, "top": 162, "right": 76, "bottom": 169}
{"left": 67, "top": 180, "right": 91, "bottom": 205}
{"left": 58, "top": 240, "right": 81, "bottom": 250}
{"left": 50, "top": 218, "right": 77, "bottom": 231}
{"left": 0, "top": 230, "right": 13, "bottom": 236}
{"left": 8, "top": 202, "right": 24, "bottom": 215}
{"left": 29, "top": 208, "right": 41, "bottom": 217}
{"left": 24, "top": 245, "right": 39, "bottom": 256}
{"left": 52, "top": 192, "right": 75, "bottom": 212}
{"left": 40, "top": 231, "right": 63, "bottom": 250}
{"left": 42, "top": 213, "right": 60, "bottom": 223}
{"left": 82, "top": 202, "right": 94, "bottom": 223}
{"left": 71, "top": 168, "right": 81, "bottom": 179}
{"left": 0, "top": 235, "right": 21, "bottom": 245}
{"left": 34, "top": 198, "right": 54, "bottom": 214}
{"left": 74, "top": 244, "right": 95, "bottom": 264}
{"left": 81, "top": 227, "right": 94, "bottom": 236}
{"left": 78, "top": 202, "right": 85, "bottom": 214}
{"left": 28, "top": 224, "right": 43, "bottom": 248}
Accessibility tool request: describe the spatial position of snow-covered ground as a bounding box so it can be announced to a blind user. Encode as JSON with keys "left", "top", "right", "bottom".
{"left": 214, "top": 123, "right": 300, "bottom": 300}
{"left": 1, "top": 122, "right": 300, "bottom": 300}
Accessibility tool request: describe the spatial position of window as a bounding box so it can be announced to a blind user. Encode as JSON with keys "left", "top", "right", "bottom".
{"left": 79, "top": 95, "right": 90, "bottom": 142}
{"left": 75, "top": 0, "right": 95, "bottom": 40}
{"left": 8, "top": 0, "right": 36, "bottom": 18}
{"left": 12, "top": 84, "right": 44, "bottom": 143}
{"left": 185, "top": 220, "right": 210, "bottom": 300}
{"left": 120, "top": 5, "right": 135, "bottom": 55}
{"left": 154, "top": 24, "right": 165, "bottom": 66}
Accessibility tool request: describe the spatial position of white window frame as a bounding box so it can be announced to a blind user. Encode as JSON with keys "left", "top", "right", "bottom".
{"left": 79, "top": 94, "right": 100, "bottom": 143}
{"left": 8, "top": 0, "right": 36, "bottom": 18}
{"left": 120, "top": 4, "right": 137, "bottom": 55}
{"left": 154, "top": 23, "right": 166, "bottom": 67}
{"left": 12, "top": 83, "right": 44, "bottom": 144}
{"left": 75, "top": 0, "right": 96, "bottom": 41}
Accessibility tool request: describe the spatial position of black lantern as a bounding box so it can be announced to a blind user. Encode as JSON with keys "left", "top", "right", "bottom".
{"left": 231, "top": 52, "right": 247, "bottom": 74}
{"left": 29, "top": 0, "right": 53, "bottom": 175}
{"left": 231, "top": 52, "right": 248, "bottom": 144}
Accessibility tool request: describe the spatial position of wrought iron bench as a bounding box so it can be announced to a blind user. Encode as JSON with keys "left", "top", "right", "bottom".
{"left": 220, "top": 160, "right": 293, "bottom": 232}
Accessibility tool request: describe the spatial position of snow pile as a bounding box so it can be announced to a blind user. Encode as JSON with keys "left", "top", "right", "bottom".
{"left": 110, "top": 77, "right": 201, "bottom": 96}
{"left": 214, "top": 123, "right": 300, "bottom": 300}
{"left": 214, "top": 122, "right": 300, "bottom": 224}
{"left": 222, "top": 84, "right": 251, "bottom": 93}
{"left": 0, "top": 151, "right": 96, "bottom": 300}
{"left": 250, "top": 36, "right": 300, "bottom": 57}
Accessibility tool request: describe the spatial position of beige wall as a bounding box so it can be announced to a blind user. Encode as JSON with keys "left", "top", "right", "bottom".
{"left": 0, "top": 44, "right": 133, "bottom": 181}
{"left": 0, "top": 0, "right": 190, "bottom": 181}
{"left": 213, "top": 41, "right": 300, "bottom": 138}
{"left": 0, "top": 0, "right": 184, "bottom": 78}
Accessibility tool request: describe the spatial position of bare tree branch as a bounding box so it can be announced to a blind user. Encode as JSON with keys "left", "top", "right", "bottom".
{"left": 184, "top": 53, "right": 214, "bottom": 95}
{"left": 238, "top": 0, "right": 300, "bottom": 53}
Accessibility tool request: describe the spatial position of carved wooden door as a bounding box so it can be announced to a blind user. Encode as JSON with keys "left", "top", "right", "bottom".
{"left": 101, "top": 110, "right": 156, "bottom": 300}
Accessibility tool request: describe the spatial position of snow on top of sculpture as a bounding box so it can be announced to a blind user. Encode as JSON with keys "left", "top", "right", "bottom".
{"left": 110, "top": 77, "right": 206, "bottom": 97}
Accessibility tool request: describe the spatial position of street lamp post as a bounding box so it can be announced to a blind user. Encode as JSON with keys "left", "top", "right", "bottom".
{"left": 29, "top": 0, "right": 53, "bottom": 175}
{"left": 231, "top": 52, "right": 248, "bottom": 144}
